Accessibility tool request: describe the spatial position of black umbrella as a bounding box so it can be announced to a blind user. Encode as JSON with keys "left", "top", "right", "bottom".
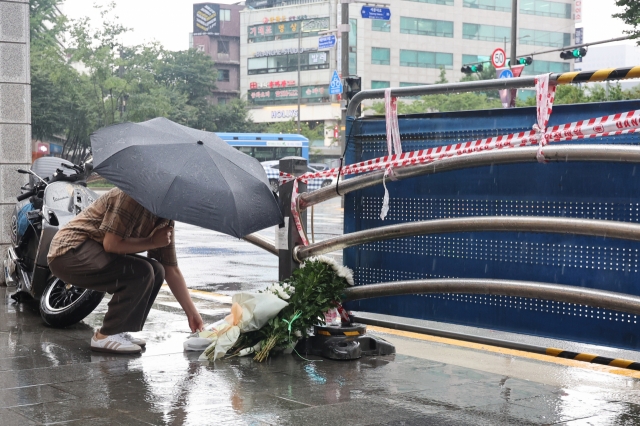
{"left": 90, "top": 117, "right": 283, "bottom": 238}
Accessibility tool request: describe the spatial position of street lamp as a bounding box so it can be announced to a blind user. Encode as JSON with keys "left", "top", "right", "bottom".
{"left": 296, "top": 18, "right": 328, "bottom": 134}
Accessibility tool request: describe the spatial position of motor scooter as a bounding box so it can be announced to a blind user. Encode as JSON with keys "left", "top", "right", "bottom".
{"left": 3, "top": 156, "right": 104, "bottom": 327}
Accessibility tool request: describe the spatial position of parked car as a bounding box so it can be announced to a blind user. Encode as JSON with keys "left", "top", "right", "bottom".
{"left": 261, "top": 161, "right": 336, "bottom": 192}
{"left": 309, "top": 163, "right": 330, "bottom": 171}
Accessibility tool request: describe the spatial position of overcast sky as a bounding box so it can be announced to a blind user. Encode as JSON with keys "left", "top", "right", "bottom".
{"left": 59, "top": 0, "right": 635, "bottom": 52}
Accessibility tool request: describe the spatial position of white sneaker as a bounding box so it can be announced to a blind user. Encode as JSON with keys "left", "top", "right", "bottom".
{"left": 122, "top": 332, "right": 146, "bottom": 347}
{"left": 91, "top": 333, "right": 142, "bottom": 354}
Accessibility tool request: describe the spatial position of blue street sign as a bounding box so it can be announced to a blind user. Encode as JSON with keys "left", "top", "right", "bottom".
{"left": 318, "top": 34, "right": 336, "bottom": 50}
{"left": 329, "top": 70, "right": 343, "bottom": 95}
{"left": 360, "top": 6, "right": 391, "bottom": 20}
{"left": 499, "top": 69, "right": 514, "bottom": 79}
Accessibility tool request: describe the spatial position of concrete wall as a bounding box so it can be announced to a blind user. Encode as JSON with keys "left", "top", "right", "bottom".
{"left": 0, "top": 0, "right": 30, "bottom": 283}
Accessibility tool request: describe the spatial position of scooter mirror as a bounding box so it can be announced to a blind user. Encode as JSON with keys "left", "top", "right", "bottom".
{"left": 17, "top": 169, "right": 30, "bottom": 174}
{"left": 83, "top": 157, "right": 94, "bottom": 179}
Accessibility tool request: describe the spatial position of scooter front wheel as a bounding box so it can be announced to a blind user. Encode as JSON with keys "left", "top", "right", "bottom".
{"left": 39, "top": 276, "right": 104, "bottom": 328}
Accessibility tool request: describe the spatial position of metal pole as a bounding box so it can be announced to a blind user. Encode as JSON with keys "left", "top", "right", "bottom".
{"left": 297, "top": 25, "right": 302, "bottom": 134}
{"left": 340, "top": 0, "right": 349, "bottom": 149}
{"left": 510, "top": 0, "right": 517, "bottom": 67}
{"left": 342, "top": 278, "right": 640, "bottom": 316}
{"left": 294, "top": 216, "right": 640, "bottom": 261}
{"left": 277, "top": 157, "right": 308, "bottom": 280}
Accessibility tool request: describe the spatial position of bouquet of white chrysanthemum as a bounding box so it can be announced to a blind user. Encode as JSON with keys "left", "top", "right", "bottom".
{"left": 183, "top": 292, "right": 288, "bottom": 361}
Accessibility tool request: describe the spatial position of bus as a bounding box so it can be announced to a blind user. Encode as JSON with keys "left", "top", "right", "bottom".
{"left": 216, "top": 133, "right": 309, "bottom": 162}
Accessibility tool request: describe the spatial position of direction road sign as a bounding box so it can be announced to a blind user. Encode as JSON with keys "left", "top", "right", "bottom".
{"left": 318, "top": 34, "right": 336, "bottom": 50}
{"left": 491, "top": 48, "right": 507, "bottom": 69}
{"left": 498, "top": 69, "right": 513, "bottom": 79}
{"left": 329, "top": 70, "right": 343, "bottom": 95}
{"left": 360, "top": 6, "right": 391, "bottom": 20}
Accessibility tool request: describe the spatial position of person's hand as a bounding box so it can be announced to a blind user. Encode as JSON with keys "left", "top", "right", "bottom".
{"left": 150, "top": 225, "right": 172, "bottom": 248}
{"left": 188, "top": 311, "right": 204, "bottom": 333}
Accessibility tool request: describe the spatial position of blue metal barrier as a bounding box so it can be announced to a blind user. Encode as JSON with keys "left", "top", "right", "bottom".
{"left": 343, "top": 100, "right": 640, "bottom": 350}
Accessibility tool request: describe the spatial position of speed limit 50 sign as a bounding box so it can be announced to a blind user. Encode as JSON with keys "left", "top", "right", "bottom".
{"left": 491, "top": 48, "right": 507, "bottom": 69}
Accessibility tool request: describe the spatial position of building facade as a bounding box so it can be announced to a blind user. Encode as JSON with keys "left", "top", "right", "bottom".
{"left": 239, "top": 0, "right": 576, "bottom": 146}
{"left": 192, "top": 3, "right": 245, "bottom": 105}
{"left": 0, "top": 0, "right": 31, "bottom": 283}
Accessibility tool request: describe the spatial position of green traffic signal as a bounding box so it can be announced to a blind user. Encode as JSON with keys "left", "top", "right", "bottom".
{"left": 560, "top": 47, "right": 587, "bottom": 60}
{"left": 507, "top": 57, "right": 533, "bottom": 67}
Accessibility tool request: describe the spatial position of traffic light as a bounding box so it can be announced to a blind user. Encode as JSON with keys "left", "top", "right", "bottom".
{"left": 461, "top": 64, "right": 483, "bottom": 74}
{"left": 345, "top": 77, "right": 361, "bottom": 101}
{"left": 507, "top": 56, "right": 533, "bottom": 67}
{"left": 560, "top": 47, "right": 587, "bottom": 60}
{"left": 345, "top": 76, "right": 361, "bottom": 116}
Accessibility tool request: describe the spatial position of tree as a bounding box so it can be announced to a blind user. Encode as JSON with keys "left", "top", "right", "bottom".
{"left": 266, "top": 119, "right": 324, "bottom": 142}
{"left": 30, "top": 1, "right": 258, "bottom": 162}
{"left": 435, "top": 67, "right": 448, "bottom": 84}
{"left": 614, "top": 0, "right": 640, "bottom": 43}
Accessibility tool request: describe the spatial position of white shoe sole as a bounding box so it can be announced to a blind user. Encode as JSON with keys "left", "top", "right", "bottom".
{"left": 91, "top": 343, "right": 142, "bottom": 354}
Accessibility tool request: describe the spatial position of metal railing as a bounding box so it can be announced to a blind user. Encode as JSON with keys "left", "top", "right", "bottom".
{"left": 346, "top": 65, "right": 640, "bottom": 116}
{"left": 342, "top": 278, "right": 640, "bottom": 316}
{"left": 298, "top": 144, "right": 640, "bottom": 210}
{"left": 294, "top": 216, "right": 640, "bottom": 261}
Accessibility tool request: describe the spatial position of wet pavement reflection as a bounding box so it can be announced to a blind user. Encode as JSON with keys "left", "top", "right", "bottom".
{"left": 174, "top": 197, "right": 343, "bottom": 295}
{"left": 3, "top": 286, "right": 640, "bottom": 425}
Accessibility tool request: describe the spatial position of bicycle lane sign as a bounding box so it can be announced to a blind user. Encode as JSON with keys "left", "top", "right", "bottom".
{"left": 329, "top": 70, "right": 343, "bottom": 95}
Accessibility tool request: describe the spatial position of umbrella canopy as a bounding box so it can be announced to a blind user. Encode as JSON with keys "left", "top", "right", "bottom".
{"left": 91, "top": 117, "right": 283, "bottom": 238}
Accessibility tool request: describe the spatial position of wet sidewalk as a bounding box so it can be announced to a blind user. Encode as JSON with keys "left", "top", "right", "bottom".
{"left": 3, "top": 287, "right": 640, "bottom": 425}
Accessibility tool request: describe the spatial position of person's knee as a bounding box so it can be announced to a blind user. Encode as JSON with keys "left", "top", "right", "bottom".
{"left": 146, "top": 259, "right": 165, "bottom": 286}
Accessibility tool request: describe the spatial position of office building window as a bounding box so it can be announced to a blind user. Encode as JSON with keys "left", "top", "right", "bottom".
{"left": 522, "top": 60, "right": 570, "bottom": 75}
{"left": 462, "top": 54, "right": 490, "bottom": 65}
{"left": 463, "top": 23, "right": 511, "bottom": 42}
{"left": 371, "top": 81, "right": 390, "bottom": 89}
{"left": 349, "top": 18, "right": 357, "bottom": 76}
{"left": 220, "top": 9, "right": 231, "bottom": 21}
{"left": 405, "top": 0, "right": 453, "bottom": 5}
{"left": 400, "top": 50, "right": 453, "bottom": 69}
{"left": 218, "top": 40, "right": 229, "bottom": 54}
{"left": 371, "top": 47, "right": 390, "bottom": 65}
{"left": 400, "top": 82, "right": 425, "bottom": 87}
{"left": 463, "top": 0, "right": 511, "bottom": 12}
{"left": 372, "top": 20, "right": 391, "bottom": 32}
{"left": 520, "top": 29, "right": 571, "bottom": 47}
{"left": 521, "top": 0, "right": 572, "bottom": 18}
{"left": 400, "top": 17, "right": 453, "bottom": 37}
{"left": 217, "top": 69, "right": 230, "bottom": 82}
{"left": 247, "top": 51, "right": 329, "bottom": 75}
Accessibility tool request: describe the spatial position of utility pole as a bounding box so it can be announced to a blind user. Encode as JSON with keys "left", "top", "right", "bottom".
{"left": 297, "top": 26, "right": 302, "bottom": 134}
{"left": 510, "top": 0, "right": 518, "bottom": 67}
{"left": 340, "top": 0, "right": 349, "bottom": 153}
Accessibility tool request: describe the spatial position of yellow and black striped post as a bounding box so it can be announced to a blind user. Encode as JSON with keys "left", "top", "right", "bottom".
{"left": 556, "top": 66, "right": 640, "bottom": 85}
{"left": 545, "top": 348, "right": 640, "bottom": 370}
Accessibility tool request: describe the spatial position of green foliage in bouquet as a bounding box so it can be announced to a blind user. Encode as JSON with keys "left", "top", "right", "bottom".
{"left": 227, "top": 256, "right": 353, "bottom": 362}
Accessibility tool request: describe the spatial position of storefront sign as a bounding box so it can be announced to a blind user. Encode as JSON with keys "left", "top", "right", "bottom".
{"left": 262, "top": 15, "right": 308, "bottom": 23}
{"left": 248, "top": 18, "right": 329, "bottom": 41}
{"left": 271, "top": 110, "right": 298, "bottom": 119}
{"left": 254, "top": 48, "right": 310, "bottom": 57}
{"left": 575, "top": 0, "right": 582, "bottom": 23}
{"left": 193, "top": 3, "right": 220, "bottom": 36}
{"left": 249, "top": 85, "right": 329, "bottom": 104}
{"left": 250, "top": 80, "right": 296, "bottom": 89}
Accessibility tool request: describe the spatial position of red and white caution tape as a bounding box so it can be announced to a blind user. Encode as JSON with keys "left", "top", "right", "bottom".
{"left": 534, "top": 73, "right": 556, "bottom": 162}
{"left": 381, "top": 88, "right": 403, "bottom": 220}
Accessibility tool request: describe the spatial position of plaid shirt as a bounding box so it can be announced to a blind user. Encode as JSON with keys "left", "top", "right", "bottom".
{"left": 47, "top": 188, "right": 178, "bottom": 266}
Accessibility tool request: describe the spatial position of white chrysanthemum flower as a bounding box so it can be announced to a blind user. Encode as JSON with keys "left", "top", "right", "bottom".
{"left": 307, "top": 256, "right": 354, "bottom": 286}
{"left": 266, "top": 283, "right": 290, "bottom": 300}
